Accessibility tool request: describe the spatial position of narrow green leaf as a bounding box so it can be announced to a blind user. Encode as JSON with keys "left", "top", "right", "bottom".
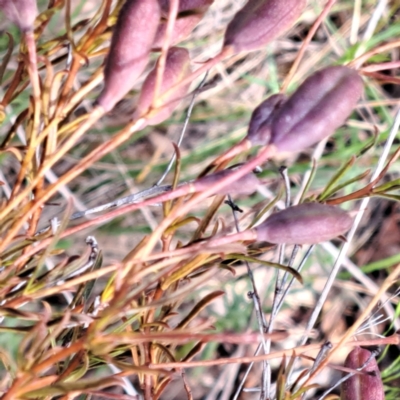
{"left": 226, "top": 255, "right": 303, "bottom": 283}
{"left": 318, "top": 156, "right": 356, "bottom": 201}
{"left": 322, "top": 169, "right": 371, "bottom": 200}
{"left": 176, "top": 290, "right": 225, "bottom": 329}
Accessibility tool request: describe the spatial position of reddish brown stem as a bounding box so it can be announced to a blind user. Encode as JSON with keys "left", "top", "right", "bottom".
{"left": 152, "top": 0, "right": 179, "bottom": 106}
{"left": 147, "top": 334, "right": 400, "bottom": 370}
{"left": 1, "top": 62, "right": 24, "bottom": 107}
{"left": 281, "top": 0, "right": 337, "bottom": 91}
{"left": 206, "top": 138, "right": 252, "bottom": 170}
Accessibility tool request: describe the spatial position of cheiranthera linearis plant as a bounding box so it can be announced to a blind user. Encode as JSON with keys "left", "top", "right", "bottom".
{"left": 0, "top": 1, "right": 399, "bottom": 399}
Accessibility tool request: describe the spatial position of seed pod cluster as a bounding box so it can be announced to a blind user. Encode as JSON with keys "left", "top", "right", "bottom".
{"left": 341, "top": 347, "right": 384, "bottom": 400}
{"left": 153, "top": 0, "right": 214, "bottom": 49}
{"left": 96, "top": 0, "right": 161, "bottom": 112}
{"left": 134, "top": 47, "right": 191, "bottom": 125}
{"left": 224, "top": 0, "right": 306, "bottom": 54}
{"left": 0, "top": 0, "right": 38, "bottom": 32}
{"left": 193, "top": 169, "right": 260, "bottom": 196}
{"left": 270, "top": 66, "right": 363, "bottom": 153}
{"left": 245, "top": 66, "right": 363, "bottom": 153}
{"left": 212, "top": 66, "right": 362, "bottom": 168}
{"left": 255, "top": 203, "right": 353, "bottom": 245}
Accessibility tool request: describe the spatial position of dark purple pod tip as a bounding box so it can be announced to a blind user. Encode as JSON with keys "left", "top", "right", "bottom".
{"left": 341, "top": 347, "right": 384, "bottom": 400}
{"left": 223, "top": 0, "right": 306, "bottom": 53}
{"left": 193, "top": 169, "right": 260, "bottom": 196}
{"left": 270, "top": 66, "right": 363, "bottom": 153}
{"left": 247, "top": 93, "right": 287, "bottom": 146}
{"left": 0, "top": 0, "right": 38, "bottom": 32}
{"left": 256, "top": 203, "right": 353, "bottom": 245}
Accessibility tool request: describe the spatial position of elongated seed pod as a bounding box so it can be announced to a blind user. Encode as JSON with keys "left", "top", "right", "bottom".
{"left": 158, "top": 0, "right": 214, "bottom": 16}
{"left": 96, "top": 0, "right": 161, "bottom": 112}
{"left": 247, "top": 93, "right": 287, "bottom": 145}
{"left": 341, "top": 348, "right": 384, "bottom": 400}
{"left": 223, "top": 0, "right": 306, "bottom": 53}
{"left": 134, "top": 47, "right": 191, "bottom": 125}
{"left": 270, "top": 66, "right": 363, "bottom": 153}
{"left": 152, "top": 13, "right": 203, "bottom": 49}
{"left": 193, "top": 169, "right": 260, "bottom": 195}
{"left": 256, "top": 203, "right": 353, "bottom": 245}
{"left": 0, "top": 0, "right": 38, "bottom": 32}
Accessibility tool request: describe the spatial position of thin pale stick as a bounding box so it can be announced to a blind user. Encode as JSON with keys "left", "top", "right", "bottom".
{"left": 148, "top": 335, "right": 400, "bottom": 370}
{"left": 70, "top": 185, "right": 172, "bottom": 220}
{"left": 227, "top": 196, "right": 269, "bottom": 400}
{"left": 152, "top": 0, "right": 179, "bottom": 106}
{"left": 263, "top": 166, "right": 292, "bottom": 397}
{"left": 156, "top": 72, "right": 209, "bottom": 186}
{"left": 362, "top": 0, "right": 388, "bottom": 42}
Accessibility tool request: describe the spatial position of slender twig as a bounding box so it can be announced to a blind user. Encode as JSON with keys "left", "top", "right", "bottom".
{"left": 10, "top": 30, "right": 42, "bottom": 198}
{"left": 276, "top": 246, "right": 314, "bottom": 313}
{"left": 281, "top": 0, "right": 337, "bottom": 92}
{"left": 232, "top": 343, "right": 262, "bottom": 400}
{"left": 309, "top": 341, "right": 333, "bottom": 374}
{"left": 156, "top": 72, "right": 209, "bottom": 186}
{"left": 152, "top": 0, "right": 179, "bottom": 107}
{"left": 262, "top": 165, "right": 291, "bottom": 398}
{"left": 362, "top": 0, "right": 388, "bottom": 42}
{"left": 226, "top": 195, "right": 269, "bottom": 400}
{"left": 70, "top": 185, "right": 172, "bottom": 220}
{"left": 350, "top": 39, "right": 400, "bottom": 70}
{"left": 148, "top": 335, "right": 400, "bottom": 370}
{"left": 350, "top": 0, "right": 362, "bottom": 45}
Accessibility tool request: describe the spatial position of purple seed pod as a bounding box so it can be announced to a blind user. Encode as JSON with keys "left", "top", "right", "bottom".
{"left": 96, "top": 0, "right": 161, "bottom": 112}
{"left": 152, "top": 13, "right": 203, "bottom": 49}
{"left": 193, "top": 169, "right": 260, "bottom": 196}
{"left": 158, "top": 0, "right": 214, "bottom": 16}
{"left": 341, "top": 347, "right": 384, "bottom": 400}
{"left": 0, "top": 0, "right": 38, "bottom": 32}
{"left": 270, "top": 66, "right": 363, "bottom": 153}
{"left": 255, "top": 203, "right": 353, "bottom": 245}
{"left": 134, "top": 47, "right": 191, "bottom": 125}
{"left": 223, "top": 0, "right": 306, "bottom": 53}
{"left": 247, "top": 93, "right": 287, "bottom": 146}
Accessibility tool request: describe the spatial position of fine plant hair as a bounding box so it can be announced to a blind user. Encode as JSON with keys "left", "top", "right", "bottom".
{"left": 0, "top": 1, "right": 399, "bottom": 399}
